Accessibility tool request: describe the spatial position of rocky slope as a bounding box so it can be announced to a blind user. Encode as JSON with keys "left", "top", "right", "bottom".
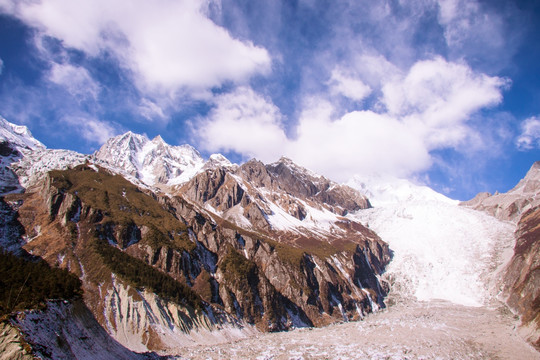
{"left": 461, "top": 161, "right": 540, "bottom": 222}
{"left": 5, "top": 165, "right": 255, "bottom": 355}
{"left": 2, "top": 300, "right": 163, "bottom": 360}
{"left": 462, "top": 161, "right": 540, "bottom": 350}
{"left": 503, "top": 205, "right": 540, "bottom": 349}
{"left": 0, "top": 117, "right": 391, "bottom": 356}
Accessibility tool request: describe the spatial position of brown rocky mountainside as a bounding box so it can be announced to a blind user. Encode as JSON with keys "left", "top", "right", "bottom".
{"left": 503, "top": 205, "right": 540, "bottom": 349}
{"left": 2, "top": 161, "right": 390, "bottom": 355}
{"left": 463, "top": 161, "right": 540, "bottom": 350}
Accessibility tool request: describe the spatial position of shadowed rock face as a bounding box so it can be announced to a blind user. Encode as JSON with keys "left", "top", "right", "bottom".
{"left": 503, "top": 205, "right": 540, "bottom": 349}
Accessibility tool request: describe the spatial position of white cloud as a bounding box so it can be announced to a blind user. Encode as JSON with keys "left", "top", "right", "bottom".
{"left": 193, "top": 87, "right": 287, "bottom": 162}
{"left": 138, "top": 98, "right": 166, "bottom": 122}
{"left": 288, "top": 101, "right": 431, "bottom": 180}
{"left": 4, "top": 0, "right": 271, "bottom": 96}
{"left": 0, "top": 57, "right": 3, "bottom": 75}
{"left": 197, "top": 58, "right": 507, "bottom": 181}
{"left": 48, "top": 63, "right": 100, "bottom": 101}
{"left": 382, "top": 57, "right": 508, "bottom": 148}
{"left": 328, "top": 67, "right": 371, "bottom": 102}
{"left": 352, "top": 53, "right": 402, "bottom": 90}
{"left": 516, "top": 116, "right": 540, "bottom": 151}
{"left": 61, "top": 115, "right": 118, "bottom": 144}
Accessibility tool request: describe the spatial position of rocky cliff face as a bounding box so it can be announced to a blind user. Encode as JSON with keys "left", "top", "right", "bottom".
{"left": 3, "top": 161, "right": 389, "bottom": 353}
{"left": 6, "top": 165, "right": 256, "bottom": 354}
{"left": 180, "top": 157, "right": 371, "bottom": 234}
{"left": 502, "top": 205, "right": 540, "bottom": 349}
{"left": 175, "top": 156, "right": 389, "bottom": 327}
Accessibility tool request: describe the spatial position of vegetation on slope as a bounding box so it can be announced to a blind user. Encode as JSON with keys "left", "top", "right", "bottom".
{"left": 45, "top": 165, "right": 203, "bottom": 310}
{"left": 215, "top": 216, "right": 358, "bottom": 266}
{"left": 0, "top": 250, "right": 82, "bottom": 317}
{"left": 220, "top": 245, "right": 258, "bottom": 292}
{"left": 93, "top": 237, "right": 203, "bottom": 311}
{"left": 49, "top": 165, "right": 195, "bottom": 252}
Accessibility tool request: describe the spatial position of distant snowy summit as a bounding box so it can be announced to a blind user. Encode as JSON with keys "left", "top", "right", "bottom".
{"left": 0, "top": 116, "right": 44, "bottom": 152}
{"left": 0, "top": 117, "right": 236, "bottom": 192}
{"left": 347, "top": 174, "right": 457, "bottom": 207}
{"left": 0, "top": 116, "right": 46, "bottom": 194}
{"left": 95, "top": 131, "right": 207, "bottom": 187}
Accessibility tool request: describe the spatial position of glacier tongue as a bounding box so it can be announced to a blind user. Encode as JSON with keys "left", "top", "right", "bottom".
{"left": 358, "top": 202, "right": 515, "bottom": 306}
{"left": 349, "top": 178, "right": 515, "bottom": 307}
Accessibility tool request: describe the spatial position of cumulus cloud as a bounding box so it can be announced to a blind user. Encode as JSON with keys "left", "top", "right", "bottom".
{"left": 3, "top": 0, "right": 271, "bottom": 96}
{"left": 382, "top": 57, "right": 508, "bottom": 148}
{"left": 196, "top": 57, "right": 507, "bottom": 181}
{"left": 328, "top": 67, "right": 371, "bottom": 102}
{"left": 60, "top": 115, "right": 118, "bottom": 144}
{"left": 193, "top": 87, "right": 287, "bottom": 162}
{"left": 289, "top": 103, "right": 431, "bottom": 180}
{"left": 516, "top": 116, "right": 540, "bottom": 151}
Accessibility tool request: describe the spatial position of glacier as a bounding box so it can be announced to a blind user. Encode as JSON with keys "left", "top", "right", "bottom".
{"left": 348, "top": 177, "right": 516, "bottom": 307}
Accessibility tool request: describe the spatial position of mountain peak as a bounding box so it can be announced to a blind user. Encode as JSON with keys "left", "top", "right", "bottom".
{"left": 117, "top": 131, "right": 147, "bottom": 144}
{"left": 151, "top": 134, "right": 165, "bottom": 144}
{"left": 95, "top": 130, "right": 205, "bottom": 187}
{"left": 0, "top": 116, "right": 45, "bottom": 151}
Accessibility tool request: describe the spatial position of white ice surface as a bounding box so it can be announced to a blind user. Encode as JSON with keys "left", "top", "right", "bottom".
{"left": 351, "top": 200, "right": 515, "bottom": 307}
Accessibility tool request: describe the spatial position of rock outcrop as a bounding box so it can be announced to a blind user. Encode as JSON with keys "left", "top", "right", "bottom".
{"left": 502, "top": 205, "right": 540, "bottom": 349}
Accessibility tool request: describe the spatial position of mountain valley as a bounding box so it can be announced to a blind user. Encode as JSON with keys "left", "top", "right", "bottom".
{"left": 0, "top": 116, "right": 539, "bottom": 359}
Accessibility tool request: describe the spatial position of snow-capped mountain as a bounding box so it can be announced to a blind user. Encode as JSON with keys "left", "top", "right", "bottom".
{"left": 0, "top": 116, "right": 44, "bottom": 152}
{"left": 95, "top": 131, "right": 207, "bottom": 187}
{"left": 0, "top": 117, "right": 391, "bottom": 355}
{"left": 1, "top": 115, "right": 539, "bottom": 355}
{"left": 347, "top": 174, "right": 457, "bottom": 207}
{"left": 0, "top": 116, "right": 46, "bottom": 194}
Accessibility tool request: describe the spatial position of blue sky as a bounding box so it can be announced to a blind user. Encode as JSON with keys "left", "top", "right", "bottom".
{"left": 0, "top": 0, "right": 539, "bottom": 200}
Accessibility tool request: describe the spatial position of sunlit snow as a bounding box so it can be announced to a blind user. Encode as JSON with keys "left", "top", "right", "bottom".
{"left": 349, "top": 178, "right": 515, "bottom": 307}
